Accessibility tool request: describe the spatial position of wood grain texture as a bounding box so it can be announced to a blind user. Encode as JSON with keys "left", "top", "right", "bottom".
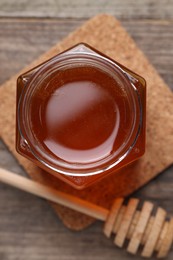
{"left": 0, "top": 0, "right": 173, "bottom": 19}
{"left": 0, "top": 18, "right": 84, "bottom": 84}
{"left": 0, "top": 1, "right": 173, "bottom": 259}
{"left": 0, "top": 19, "right": 173, "bottom": 88}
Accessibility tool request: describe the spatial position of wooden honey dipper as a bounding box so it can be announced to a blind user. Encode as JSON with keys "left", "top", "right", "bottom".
{"left": 0, "top": 167, "right": 173, "bottom": 258}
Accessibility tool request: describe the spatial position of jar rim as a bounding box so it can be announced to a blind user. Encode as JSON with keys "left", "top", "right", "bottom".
{"left": 18, "top": 51, "right": 142, "bottom": 176}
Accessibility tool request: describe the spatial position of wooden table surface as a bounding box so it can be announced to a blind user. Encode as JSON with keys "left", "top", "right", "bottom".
{"left": 0, "top": 1, "right": 173, "bottom": 260}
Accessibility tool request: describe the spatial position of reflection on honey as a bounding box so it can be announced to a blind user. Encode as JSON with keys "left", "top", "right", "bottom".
{"left": 30, "top": 66, "right": 133, "bottom": 165}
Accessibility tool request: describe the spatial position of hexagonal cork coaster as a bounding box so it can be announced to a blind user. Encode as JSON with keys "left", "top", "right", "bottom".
{"left": 0, "top": 14, "right": 173, "bottom": 230}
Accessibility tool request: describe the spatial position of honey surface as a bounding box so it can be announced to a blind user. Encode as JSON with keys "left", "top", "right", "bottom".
{"left": 30, "top": 66, "right": 133, "bottom": 166}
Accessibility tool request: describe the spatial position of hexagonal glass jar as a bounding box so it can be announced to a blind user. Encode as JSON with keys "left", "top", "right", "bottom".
{"left": 16, "top": 43, "right": 146, "bottom": 189}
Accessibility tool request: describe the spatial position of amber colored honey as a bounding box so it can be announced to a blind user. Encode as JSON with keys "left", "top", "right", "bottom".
{"left": 29, "top": 65, "right": 134, "bottom": 169}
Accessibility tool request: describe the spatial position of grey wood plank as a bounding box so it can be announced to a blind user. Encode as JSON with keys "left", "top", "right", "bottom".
{"left": 0, "top": 0, "right": 173, "bottom": 19}
{"left": 0, "top": 18, "right": 84, "bottom": 84}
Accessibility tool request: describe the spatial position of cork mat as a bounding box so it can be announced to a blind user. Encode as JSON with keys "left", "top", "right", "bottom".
{"left": 0, "top": 14, "right": 173, "bottom": 230}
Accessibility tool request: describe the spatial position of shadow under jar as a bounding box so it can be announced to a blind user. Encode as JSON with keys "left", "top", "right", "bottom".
{"left": 16, "top": 43, "right": 146, "bottom": 189}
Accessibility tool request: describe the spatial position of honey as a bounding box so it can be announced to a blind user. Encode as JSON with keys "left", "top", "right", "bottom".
{"left": 16, "top": 43, "right": 146, "bottom": 189}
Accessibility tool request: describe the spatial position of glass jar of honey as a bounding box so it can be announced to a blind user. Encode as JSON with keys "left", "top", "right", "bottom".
{"left": 16, "top": 43, "right": 146, "bottom": 189}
